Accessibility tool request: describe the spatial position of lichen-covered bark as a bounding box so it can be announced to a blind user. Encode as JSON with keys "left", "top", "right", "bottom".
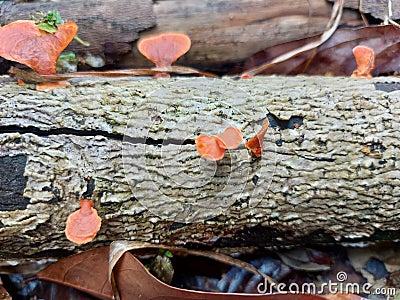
{"left": 1, "top": 76, "right": 400, "bottom": 259}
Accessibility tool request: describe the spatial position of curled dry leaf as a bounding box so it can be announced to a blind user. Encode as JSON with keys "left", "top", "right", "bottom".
{"left": 109, "top": 241, "right": 329, "bottom": 299}
{"left": 65, "top": 199, "right": 101, "bottom": 244}
{"left": 246, "top": 118, "right": 269, "bottom": 158}
{"left": 37, "top": 246, "right": 113, "bottom": 300}
{"left": 38, "top": 242, "right": 325, "bottom": 300}
{"left": 350, "top": 46, "right": 375, "bottom": 78}
{"left": 0, "top": 20, "right": 78, "bottom": 74}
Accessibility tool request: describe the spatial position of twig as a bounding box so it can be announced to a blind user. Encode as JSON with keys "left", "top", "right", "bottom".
{"left": 8, "top": 65, "right": 217, "bottom": 83}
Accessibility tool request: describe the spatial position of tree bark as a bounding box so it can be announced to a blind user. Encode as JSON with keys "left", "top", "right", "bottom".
{"left": 0, "top": 76, "right": 400, "bottom": 260}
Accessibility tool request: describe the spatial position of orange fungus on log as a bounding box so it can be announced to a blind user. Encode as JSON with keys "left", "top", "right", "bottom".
{"left": 245, "top": 118, "right": 269, "bottom": 158}
{"left": 0, "top": 20, "right": 78, "bottom": 74}
{"left": 65, "top": 199, "right": 101, "bottom": 244}
{"left": 137, "top": 32, "right": 191, "bottom": 68}
{"left": 195, "top": 135, "right": 226, "bottom": 161}
{"left": 215, "top": 126, "right": 243, "bottom": 150}
{"left": 196, "top": 126, "right": 242, "bottom": 161}
{"left": 351, "top": 45, "right": 375, "bottom": 79}
{"left": 36, "top": 80, "right": 70, "bottom": 92}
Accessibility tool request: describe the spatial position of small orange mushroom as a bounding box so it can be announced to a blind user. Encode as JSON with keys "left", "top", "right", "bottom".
{"left": 241, "top": 73, "right": 252, "bottom": 79}
{"left": 215, "top": 126, "right": 243, "bottom": 150}
{"left": 36, "top": 80, "right": 71, "bottom": 92}
{"left": 0, "top": 20, "right": 78, "bottom": 74}
{"left": 351, "top": 45, "right": 375, "bottom": 79}
{"left": 196, "top": 126, "right": 242, "bottom": 161}
{"left": 65, "top": 199, "right": 101, "bottom": 244}
{"left": 245, "top": 118, "right": 269, "bottom": 158}
{"left": 137, "top": 32, "right": 191, "bottom": 77}
{"left": 195, "top": 135, "right": 226, "bottom": 161}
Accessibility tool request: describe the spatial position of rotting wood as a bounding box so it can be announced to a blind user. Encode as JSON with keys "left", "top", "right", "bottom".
{"left": 1, "top": 76, "right": 400, "bottom": 259}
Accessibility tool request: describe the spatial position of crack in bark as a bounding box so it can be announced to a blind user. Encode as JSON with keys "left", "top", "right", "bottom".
{"left": 267, "top": 112, "right": 304, "bottom": 130}
{"left": 274, "top": 150, "right": 336, "bottom": 162}
{"left": 0, "top": 125, "right": 195, "bottom": 146}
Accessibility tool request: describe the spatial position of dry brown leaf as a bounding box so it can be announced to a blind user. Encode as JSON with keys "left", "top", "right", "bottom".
{"left": 37, "top": 246, "right": 113, "bottom": 300}
{"left": 38, "top": 243, "right": 328, "bottom": 300}
{"left": 113, "top": 250, "right": 326, "bottom": 300}
{"left": 239, "top": 25, "right": 400, "bottom": 76}
{"left": 241, "top": 0, "right": 344, "bottom": 77}
{"left": 109, "top": 241, "right": 277, "bottom": 287}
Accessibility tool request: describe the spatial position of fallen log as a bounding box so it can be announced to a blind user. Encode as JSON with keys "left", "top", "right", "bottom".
{"left": 0, "top": 75, "right": 400, "bottom": 260}
{"left": 0, "top": 0, "right": 360, "bottom": 71}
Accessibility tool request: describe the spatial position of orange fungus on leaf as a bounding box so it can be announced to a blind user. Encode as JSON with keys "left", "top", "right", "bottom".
{"left": 65, "top": 199, "right": 101, "bottom": 245}
{"left": 351, "top": 45, "right": 375, "bottom": 79}
{"left": 137, "top": 32, "right": 191, "bottom": 68}
{"left": 195, "top": 135, "right": 226, "bottom": 161}
{"left": 246, "top": 118, "right": 269, "bottom": 158}
{"left": 0, "top": 20, "right": 78, "bottom": 74}
{"left": 215, "top": 126, "right": 243, "bottom": 150}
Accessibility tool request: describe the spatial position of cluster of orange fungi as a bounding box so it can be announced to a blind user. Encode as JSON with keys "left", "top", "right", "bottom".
{"left": 196, "top": 126, "right": 243, "bottom": 161}
{"left": 351, "top": 45, "right": 375, "bottom": 79}
{"left": 0, "top": 17, "right": 191, "bottom": 80}
{"left": 65, "top": 199, "right": 101, "bottom": 244}
{"left": 196, "top": 118, "right": 270, "bottom": 161}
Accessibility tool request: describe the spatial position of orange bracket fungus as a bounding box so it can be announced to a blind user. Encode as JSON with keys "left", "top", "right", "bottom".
{"left": 0, "top": 19, "right": 78, "bottom": 75}
{"left": 196, "top": 126, "right": 242, "bottom": 161}
{"left": 65, "top": 199, "right": 101, "bottom": 245}
{"left": 351, "top": 45, "right": 375, "bottom": 79}
{"left": 137, "top": 32, "right": 191, "bottom": 77}
{"left": 245, "top": 118, "right": 270, "bottom": 158}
